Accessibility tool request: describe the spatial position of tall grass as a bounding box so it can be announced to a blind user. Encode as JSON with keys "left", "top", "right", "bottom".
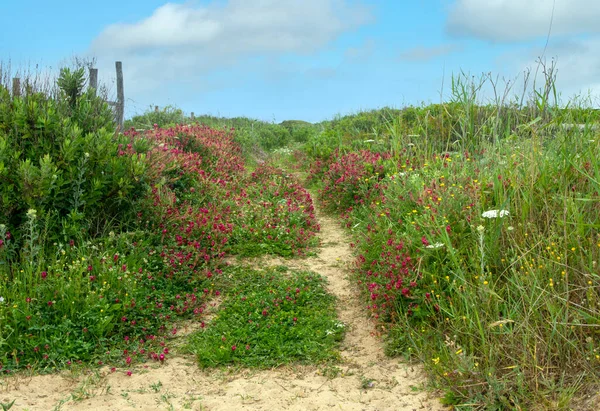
{"left": 303, "top": 66, "right": 600, "bottom": 408}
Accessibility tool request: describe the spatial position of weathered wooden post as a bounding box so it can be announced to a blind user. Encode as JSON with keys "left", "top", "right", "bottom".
{"left": 115, "top": 61, "right": 124, "bottom": 129}
{"left": 89, "top": 68, "right": 98, "bottom": 94}
{"left": 155, "top": 106, "right": 159, "bottom": 113}
{"left": 191, "top": 112, "right": 195, "bottom": 121}
{"left": 12, "top": 77, "right": 20, "bottom": 98}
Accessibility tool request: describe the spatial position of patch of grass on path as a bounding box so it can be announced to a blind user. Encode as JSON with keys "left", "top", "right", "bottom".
{"left": 186, "top": 266, "right": 344, "bottom": 368}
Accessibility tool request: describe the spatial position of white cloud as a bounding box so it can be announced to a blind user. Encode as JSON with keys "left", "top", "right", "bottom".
{"left": 90, "top": 0, "right": 373, "bottom": 101}
{"left": 399, "top": 44, "right": 462, "bottom": 62}
{"left": 447, "top": 0, "right": 600, "bottom": 42}
{"left": 494, "top": 37, "right": 600, "bottom": 103}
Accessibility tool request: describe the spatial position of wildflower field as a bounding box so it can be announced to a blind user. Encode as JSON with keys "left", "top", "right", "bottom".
{"left": 298, "top": 74, "right": 600, "bottom": 408}
{"left": 1, "top": 66, "right": 600, "bottom": 409}
{"left": 0, "top": 68, "right": 338, "bottom": 383}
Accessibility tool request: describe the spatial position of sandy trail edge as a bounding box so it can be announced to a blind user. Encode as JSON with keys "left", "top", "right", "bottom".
{"left": 1, "top": 194, "right": 445, "bottom": 411}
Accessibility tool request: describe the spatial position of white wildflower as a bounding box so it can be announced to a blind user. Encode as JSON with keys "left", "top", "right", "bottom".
{"left": 0, "top": 296, "right": 4, "bottom": 303}
{"left": 26, "top": 208, "right": 37, "bottom": 219}
{"left": 477, "top": 225, "right": 485, "bottom": 233}
{"left": 481, "top": 209, "right": 510, "bottom": 219}
{"left": 426, "top": 242, "right": 445, "bottom": 249}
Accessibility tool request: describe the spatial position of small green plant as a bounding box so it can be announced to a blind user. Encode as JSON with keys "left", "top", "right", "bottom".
{"left": 150, "top": 380, "right": 163, "bottom": 393}
{"left": 0, "top": 399, "right": 15, "bottom": 411}
{"left": 320, "top": 364, "right": 342, "bottom": 379}
{"left": 360, "top": 376, "right": 375, "bottom": 389}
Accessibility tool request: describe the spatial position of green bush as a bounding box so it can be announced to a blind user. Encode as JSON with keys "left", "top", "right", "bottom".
{"left": 124, "top": 105, "right": 185, "bottom": 130}
{"left": 0, "top": 67, "right": 148, "bottom": 271}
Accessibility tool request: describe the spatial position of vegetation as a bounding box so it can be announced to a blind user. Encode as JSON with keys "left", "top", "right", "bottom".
{"left": 186, "top": 266, "right": 343, "bottom": 368}
{"left": 125, "top": 107, "right": 320, "bottom": 158}
{"left": 301, "top": 70, "right": 600, "bottom": 408}
{"left": 2, "top": 59, "right": 600, "bottom": 409}
{"left": 0, "top": 66, "right": 330, "bottom": 376}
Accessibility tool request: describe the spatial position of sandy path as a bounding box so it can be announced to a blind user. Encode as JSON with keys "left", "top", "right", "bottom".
{"left": 1, "top": 195, "right": 444, "bottom": 411}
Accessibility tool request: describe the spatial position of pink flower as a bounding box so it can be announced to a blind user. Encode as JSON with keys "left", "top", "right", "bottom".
{"left": 41, "top": 271, "right": 47, "bottom": 279}
{"left": 231, "top": 345, "right": 237, "bottom": 351}
{"left": 126, "top": 370, "right": 132, "bottom": 376}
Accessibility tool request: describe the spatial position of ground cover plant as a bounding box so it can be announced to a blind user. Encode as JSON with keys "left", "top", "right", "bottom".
{"left": 0, "top": 68, "right": 323, "bottom": 376}
{"left": 186, "top": 265, "right": 344, "bottom": 368}
{"left": 301, "top": 72, "right": 600, "bottom": 408}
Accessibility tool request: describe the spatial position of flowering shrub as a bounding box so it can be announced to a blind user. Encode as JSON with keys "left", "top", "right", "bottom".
{"left": 229, "top": 164, "right": 319, "bottom": 257}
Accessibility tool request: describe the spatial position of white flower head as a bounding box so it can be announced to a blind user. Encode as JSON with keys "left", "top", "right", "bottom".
{"left": 477, "top": 225, "right": 485, "bottom": 233}
{"left": 426, "top": 242, "right": 445, "bottom": 249}
{"left": 26, "top": 208, "right": 37, "bottom": 219}
{"left": 482, "top": 209, "right": 510, "bottom": 219}
{"left": 0, "top": 296, "right": 4, "bottom": 303}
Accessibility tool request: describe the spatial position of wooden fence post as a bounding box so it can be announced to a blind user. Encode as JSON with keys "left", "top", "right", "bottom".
{"left": 115, "top": 61, "right": 124, "bottom": 129}
{"left": 155, "top": 106, "right": 159, "bottom": 113}
{"left": 191, "top": 112, "right": 195, "bottom": 121}
{"left": 89, "top": 68, "right": 98, "bottom": 94}
{"left": 12, "top": 78, "right": 20, "bottom": 99}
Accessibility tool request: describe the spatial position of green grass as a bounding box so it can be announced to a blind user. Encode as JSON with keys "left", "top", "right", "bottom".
{"left": 186, "top": 266, "right": 344, "bottom": 368}
{"left": 299, "top": 68, "right": 600, "bottom": 408}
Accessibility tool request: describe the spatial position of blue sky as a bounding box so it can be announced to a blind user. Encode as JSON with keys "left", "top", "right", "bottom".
{"left": 2, "top": 0, "right": 599, "bottom": 122}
